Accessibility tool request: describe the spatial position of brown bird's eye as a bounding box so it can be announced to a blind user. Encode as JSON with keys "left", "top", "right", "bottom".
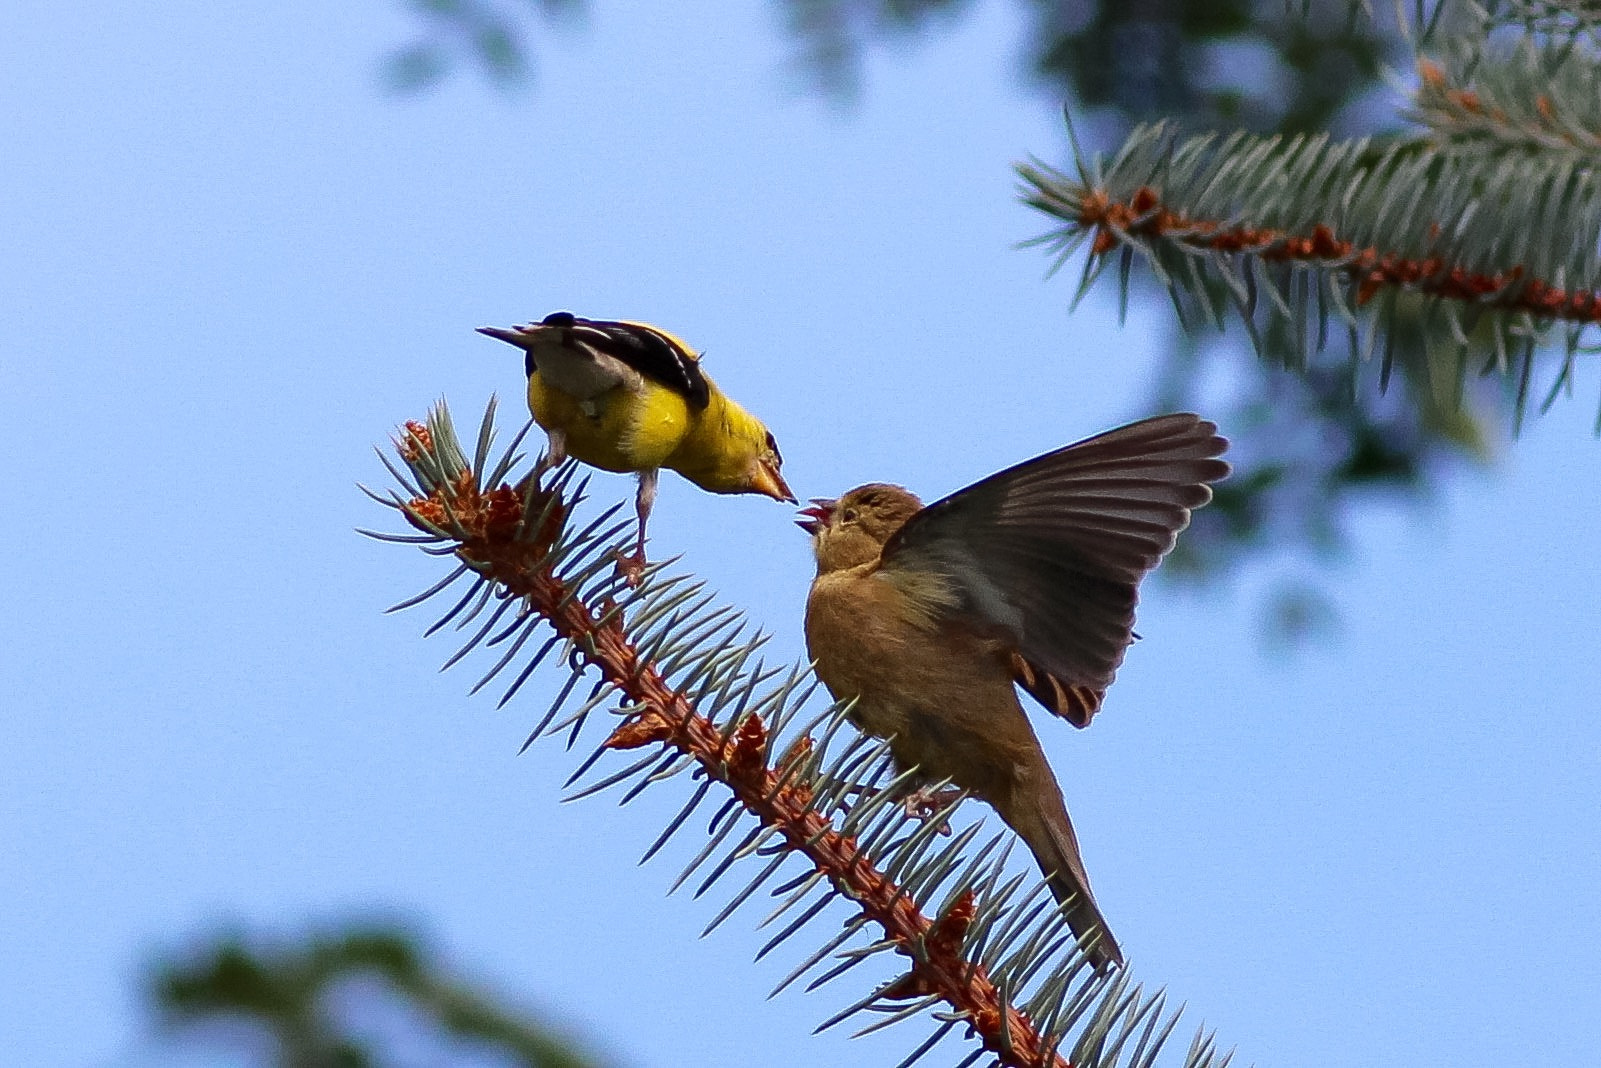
{"left": 842, "top": 508, "right": 858, "bottom": 523}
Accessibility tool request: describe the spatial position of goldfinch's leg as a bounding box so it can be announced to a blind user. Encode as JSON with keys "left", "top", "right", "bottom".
{"left": 534, "top": 428, "right": 568, "bottom": 480}
{"left": 613, "top": 468, "right": 658, "bottom": 586}
{"left": 635, "top": 467, "right": 658, "bottom": 552}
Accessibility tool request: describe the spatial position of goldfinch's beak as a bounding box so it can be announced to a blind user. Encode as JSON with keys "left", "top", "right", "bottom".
{"left": 796, "top": 498, "right": 834, "bottom": 535}
{"left": 750, "top": 460, "right": 796, "bottom": 504}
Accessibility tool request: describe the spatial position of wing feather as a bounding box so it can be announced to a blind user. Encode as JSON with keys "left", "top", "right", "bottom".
{"left": 881, "top": 413, "right": 1229, "bottom": 726}
{"left": 544, "top": 312, "right": 711, "bottom": 410}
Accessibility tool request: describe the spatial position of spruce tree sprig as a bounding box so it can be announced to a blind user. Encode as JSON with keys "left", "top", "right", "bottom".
{"left": 368, "top": 400, "right": 1237, "bottom": 1068}
{"left": 1021, "top": 29, "right": 1601, "bottom": 430}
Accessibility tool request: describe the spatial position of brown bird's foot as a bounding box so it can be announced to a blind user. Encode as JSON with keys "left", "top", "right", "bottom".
{"left": 900, "top": 785, "right": 965, "bottom": 834}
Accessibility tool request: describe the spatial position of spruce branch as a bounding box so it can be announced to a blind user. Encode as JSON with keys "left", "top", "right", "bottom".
{"left": 1410, "top": 36, "right": 1601, "bottom": 150}
{"left": 1474, "top": 0, "right": 1601, "bottom": 43}
{"left": 1043, "top": 158, "right": 1601, "bottom": 325}
{"left": 1020, "top": 105, "right": 1601, "bottom": 426}
{"left": 369, "top": 400, "right": 1238, "bottom": 1068}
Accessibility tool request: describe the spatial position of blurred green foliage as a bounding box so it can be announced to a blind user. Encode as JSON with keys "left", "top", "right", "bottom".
{"left": 149, "top": 921, "right": 605, "bottom": 1067}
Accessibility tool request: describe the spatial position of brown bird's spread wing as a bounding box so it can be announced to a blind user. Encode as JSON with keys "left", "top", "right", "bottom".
{"left": 541, "top": 312, "right": 711, "bottom": 410}
{"left": 880, "top": 413, "right": 1229, "bottom": 726}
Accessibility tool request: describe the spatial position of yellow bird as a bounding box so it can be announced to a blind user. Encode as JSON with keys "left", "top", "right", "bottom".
{"left": 799, "top": 414, "right": 1229, "bottom": 971}
{"left": 479, "top": 312, "right": 795, "bottom": 576}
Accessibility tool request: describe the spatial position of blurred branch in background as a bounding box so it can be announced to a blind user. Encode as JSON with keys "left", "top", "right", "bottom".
{"left": 387, "top": 0, "right": 1393, "bottom": 131}
{"left": 384, "top": 0, "right": 581, "bottom": 92}
{"left": 148, "top": 919, "right": 604, "bottom": 1066}
{"left": 382, "top": 0, "right": 1600, "bottom": 641}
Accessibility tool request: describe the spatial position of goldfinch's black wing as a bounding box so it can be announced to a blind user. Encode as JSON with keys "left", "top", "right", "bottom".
{"left": 881, "top": 414, "right": 1229, "bottom": 727}
{"left": 541, "top": 312, "right": 711, "bottom": 410}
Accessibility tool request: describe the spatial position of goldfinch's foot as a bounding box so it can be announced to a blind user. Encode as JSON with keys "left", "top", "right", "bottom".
{"left": 901, "top": 786, "right": 964, "bottom": 834}
{"left": 611, "top": 548, "right": 648, "bottom": 588}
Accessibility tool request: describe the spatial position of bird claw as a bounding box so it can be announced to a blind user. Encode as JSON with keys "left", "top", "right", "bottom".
{"left": 900, "top": 786, "right": 963, "bottom": 834}
{"left": 611, "top": 548, "right": 648, "bottom": 588}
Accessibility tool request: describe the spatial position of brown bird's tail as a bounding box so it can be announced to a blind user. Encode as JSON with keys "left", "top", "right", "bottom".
{"left": 1001, "top": 780, "right": 1124, "bottom": 973}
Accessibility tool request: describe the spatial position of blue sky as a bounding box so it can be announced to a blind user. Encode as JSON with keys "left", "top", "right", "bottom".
{"left": 4, "top": 2, "right": 1599, "bottom": 1066}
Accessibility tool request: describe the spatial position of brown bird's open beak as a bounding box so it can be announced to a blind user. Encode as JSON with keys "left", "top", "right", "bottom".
{"left": 750, "top": 461, "right": 796, "bottom": 504}
{"left": 796, "top": 498, "right": 834, "bottom": 535}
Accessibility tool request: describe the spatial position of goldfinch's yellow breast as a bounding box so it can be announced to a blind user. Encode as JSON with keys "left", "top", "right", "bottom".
{"left": 526, "top": 373, "right": 692, "bottom": 473}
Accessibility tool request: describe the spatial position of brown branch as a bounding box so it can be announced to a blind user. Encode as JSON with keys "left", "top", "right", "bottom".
{"left": 398, "top": 433, "right": 1074, "bottom": 1068}
{"left": 1079, "top": 185, "right": 1601, "bottom": 325}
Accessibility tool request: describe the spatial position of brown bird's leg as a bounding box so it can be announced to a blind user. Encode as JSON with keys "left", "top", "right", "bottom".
{"left": 899, "top": 783, "right": 965, "bottom": 834}
{"left": 613, "top": 467, "right": 657, "bottom": 587}
{"left": 837, "top": 780, "right": 963, "bottom": 833}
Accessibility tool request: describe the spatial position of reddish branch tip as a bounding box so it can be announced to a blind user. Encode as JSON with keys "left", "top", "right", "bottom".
{"left": 396, "top": 421, "right": 433, "bottom": 461}
{"left": 400, "top": 464, "right": 566, "bottom": 550}
{"left": 928, "top": 890, "right": 976, "bottom": 961}
{"left": 481, "top": 485, "right": 526, "bottom": 539}
{"left": 777, "top": 733, "right": 814, "bottom": 772}
{"left": 881, "top": 889, "right": 979, "bottom": 1001}
{"left": 725, "top": 714, "right": 769, "bottom": 781}
{"left": 605, "top": 714, "right": 675, "bottom": 751}
{"left": 403, "top": 473, "right": 466, "bottom": 532}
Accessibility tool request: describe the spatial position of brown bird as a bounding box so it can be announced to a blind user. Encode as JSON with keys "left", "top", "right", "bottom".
{"left": 800, "top": 413, "right": 1229, "bottom": 971}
